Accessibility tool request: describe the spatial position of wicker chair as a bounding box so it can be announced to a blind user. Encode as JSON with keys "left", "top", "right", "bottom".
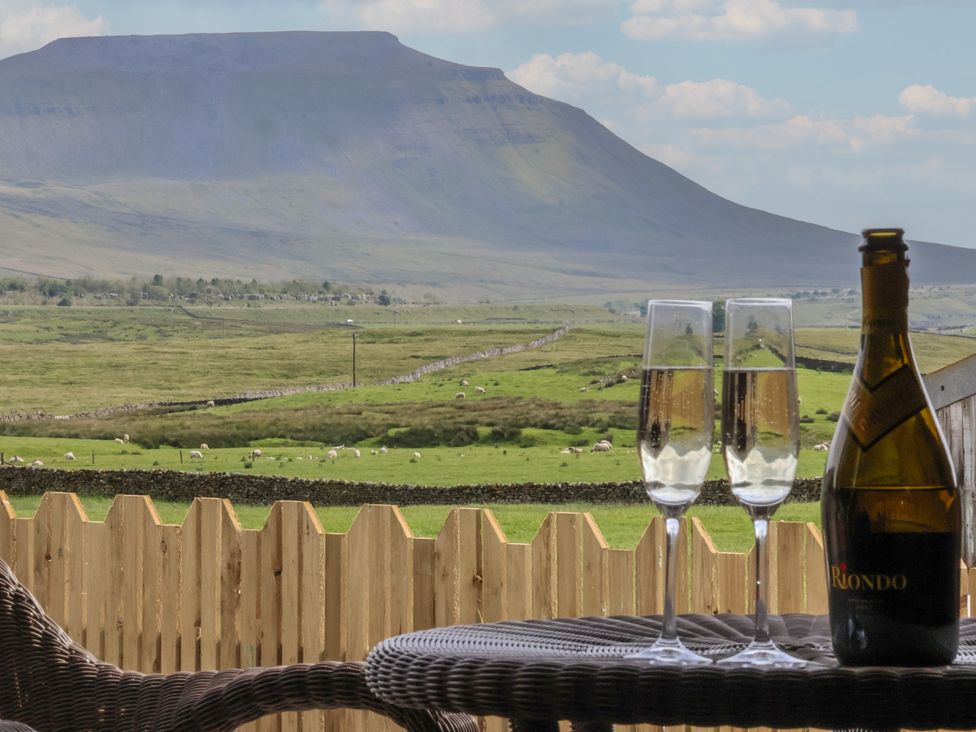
{"left": 0, "top": 560, "right": 476, "bottom": 731}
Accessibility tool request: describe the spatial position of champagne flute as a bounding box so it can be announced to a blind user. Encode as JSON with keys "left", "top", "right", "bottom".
{"left": 627, "top": 300, "right": 713, "bottom": 665}
{"left": 719, "top": 298, "right": 805, "bottom": 668}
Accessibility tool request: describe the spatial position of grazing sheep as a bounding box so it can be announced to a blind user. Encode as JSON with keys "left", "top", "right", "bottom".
{"left": 460, "top": 379, "right": 470, "bottom": 387}
{"left": 114, "top": 437, "right": 125, "bottom": 445}
{"left": 475, "top": 386, "right": 486, "bottom": 394}
{"left": 591, "top": 441, "right": 612, "bottom": 453}
{"left": 619, "top": 375, "right": 628, "bottom": 382}
{"left": 64, "top": 451, "right": 76, "bottom": 461}
{"left": 814, "top": 442, "right": 830, "bottom": 452}
{"left": 327, "top": 449, "right": 338, "bottom": 462}
{"left": 560, "top": 448, "right": 572, "bottom": 454}
{"left": 568, "top": 447, "right": 584, "bottom": 454}
{"left": 249, "top": 449, "right": 263, "bottom": 459}
{"left": 579, "top": 386, "right": 588, "bottom": 392}
{"left": 6, "top": 456, "right": 23, "bottom": 465}
{"left": 205, "top": 400, "right": 215, "bottom": 407}
{"left": 30, "top": 460, "right": 43, "bottom": 467}
{"left": 411, "top": 451, "right": 421, "bottom": 462}
{"left": 455, "top": 391, "right": 465, "bottom": 400}
{"left": 123, "top": 434, "right": 130, "bottom": 443}
{"left": 200, "top": 443, "right": 209, "bottom": 450}
{"left": 379, "top": 446, "right": 389, "bottom": 454}
{"left": 351, "top": 448, "right": 361, "bottom": 458}
{"left": 370, "top": 449, "right": 378, "bottom": 456}
{"left": 189, "top": 449, "right": 204, "bottom": 460}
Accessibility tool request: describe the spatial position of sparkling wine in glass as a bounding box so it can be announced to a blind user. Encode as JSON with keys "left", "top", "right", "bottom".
{"left": 719, "top": 298, "right": 805, "bottom": 668}
{"left": 628, "top": 300, "right": 713, "bottom": 666}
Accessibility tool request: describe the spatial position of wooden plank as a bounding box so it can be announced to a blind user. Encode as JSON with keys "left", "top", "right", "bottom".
{"left": 344, "top": 506, "right": 370, "bottom": 661}
{"left": 83, "top": 513, "right": 107, "bottom": 659}
{"left": 455, "top": 508, "right": 481, "bottom": 625}
{"left": 239, "top": 529, "right": 260, "bottom": 668}
{"left": 323, "top": 531, "right": 347, "bottom": 732}
{"left": 675, "top": 517, "right": 692, "bottom": 615}
{"left": 433, "top": 509, "right": 459, "bottom": 628}
{"left": 138, "top": 497, "right": 164, "bottom": 674}
{"left": 412, "top": 537, "right": 436, "bottom": 630}
{"left": 480, "top": 510, "right": 507, "bottom": 623}
{"left": 607, "top": 548, "right": 635, "bottom": 616}
{"left": 530, "top": 513, "right": 556, "bottom": 619}
{"left": 101, "top": 497, "right": 126, "bottom": 667}
{"left": 580, "top": 513, "right": 609, "bottom": 618}
{"left": 0, "top": 491, "right": 14, "bottom": 562}
{"left": 180, "top": 499, "right": 202, "bottom": 672}
{"left": 63, "top": 494, "right": 88, "bottom": 648}
{"left": 775, "top": 522, "right": 806, "bottom": 614}
{"left": 298, "top": 503, "right": 325, "bottom": 664}
{"left": 691, "top": 517, "right": 719, "bottom": 615}
{"left": 635, "top": 516, "right": 664, "bottom": 615}
{"left": 219, "top": 500, "right": 243, "bottom": 671}
{"left": 280, "top": 503, "right": 303, "bottom": 671}
{"left": 716, "top": 552, "right": 749, "bottom": 614}
{"left": 258, "top": 504, "right": 284, "bottom": 732}
{"left": 159, "top": 523, "right": 182, "bottom": 674}
{"left": 505, "top": 543, "right": 532, "bottom": 621}
{"left": 555, "top": 513, "right": 582, "bottom": 617}
{"left": 805, "top": 524, "right": 828, "bottom": 615}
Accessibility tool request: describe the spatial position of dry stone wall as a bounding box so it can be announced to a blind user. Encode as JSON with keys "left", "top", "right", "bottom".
{"left": 0, "top": 466, "right": 822, "bottom": 506}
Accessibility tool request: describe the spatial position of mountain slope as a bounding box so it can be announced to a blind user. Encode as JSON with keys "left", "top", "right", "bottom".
{"left": 0, "top": 31, "right": 972, "bottom": 296}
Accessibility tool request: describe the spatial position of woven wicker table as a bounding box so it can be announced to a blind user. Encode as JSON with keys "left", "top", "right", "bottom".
{"left": 365, "top": 614, "right": 976, "bottom": 731}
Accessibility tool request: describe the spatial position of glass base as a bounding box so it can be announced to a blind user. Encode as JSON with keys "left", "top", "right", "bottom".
{"left": 625, "top": 636, "right": 712, "bottom": 666}
{"left": 716, "top": 639, "right": 807, "bottom": 668}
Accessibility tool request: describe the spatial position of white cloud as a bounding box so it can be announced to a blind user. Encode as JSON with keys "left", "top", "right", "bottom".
{"left": 509, "top": 52, "right": 658, "bottom": 107}
{"left": 324, "top": 0, "right": 618, "bottom": 34}
{"left": 0, "top": 2, "right": 106, "bottom": 58}
{"left": 509, "top": 51, "right": 789, "bottom": 121}
{"left": 660, "top": 79, "right": 791, "bottom": 118}
{"left": 622, "top": 0, "right": 858, "bottom": 42}
{"left": 689, "top": 113, "right": 915, "bottom": 151}
{"left": 898, "top": 84, "right": 976, "bottom": 118}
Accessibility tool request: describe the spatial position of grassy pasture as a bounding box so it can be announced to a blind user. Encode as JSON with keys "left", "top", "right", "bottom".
{"left": 0, "top": 303, "right": 971, "bottom": 486}
{"left": 2, "top": 492, "right": 821, "bottom": 552}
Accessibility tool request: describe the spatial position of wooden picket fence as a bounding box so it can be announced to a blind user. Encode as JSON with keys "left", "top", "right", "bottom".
{"left": 0, "top": 491, "right": 972, "bottom": 732}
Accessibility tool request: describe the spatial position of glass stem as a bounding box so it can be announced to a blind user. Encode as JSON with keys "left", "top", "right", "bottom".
{"left": 752, "top": 517, "right": 770, "bottom": 644}
{"left": 662, "top": 516, "right": 680, "bottom": 641}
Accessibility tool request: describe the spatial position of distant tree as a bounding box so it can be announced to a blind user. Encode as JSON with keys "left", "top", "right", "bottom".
{"left": 152, "top": 274, "right": 164, "bottom": 286}
{"left": 377, "top": 290, "right": 392, "bottom": 306}
{"left": 56, "top": 296, "right": 72, "bottom": 307}
{"left": 712, "top": 301, "right": 725, "bottom": 333}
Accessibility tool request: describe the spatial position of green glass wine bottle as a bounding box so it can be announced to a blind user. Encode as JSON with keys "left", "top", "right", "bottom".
{"left": 821, "top": 228, "right": 961, "bottom": 666}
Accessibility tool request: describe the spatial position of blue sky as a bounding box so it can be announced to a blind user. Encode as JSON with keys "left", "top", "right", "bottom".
{"left": 1, "top": 0, "right": 974, "bottom": 247}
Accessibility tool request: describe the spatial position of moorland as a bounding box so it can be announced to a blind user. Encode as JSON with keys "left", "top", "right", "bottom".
{"left": 2, "top": 298, "right": 974, "bottom": 549}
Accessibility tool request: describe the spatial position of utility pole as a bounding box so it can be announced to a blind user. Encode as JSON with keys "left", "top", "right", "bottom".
{"left": 352, "top": 332, "right": 357, "bottom": 387}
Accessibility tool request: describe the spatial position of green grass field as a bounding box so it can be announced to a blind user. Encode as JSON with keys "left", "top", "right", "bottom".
{"left": 0, "top": 303, "right": 970, "bottom": 486}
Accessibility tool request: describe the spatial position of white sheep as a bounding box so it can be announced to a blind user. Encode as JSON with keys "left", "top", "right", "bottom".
{"left": 460, "top": 379, "right": 470, "bottom": 387}
{"left": 327, "top": 449, "right": 338, "bottom": 462}
{"left": 205, "top": 400, "right": 215, "bottom": 407}
{"left": 370, "top": 449, "right": 378, "bottom": 456}
{"left": 30, "top": 460, "right": 43, "bottom": 467}
{"left": 619, "top": 375, "right": 628, "bottom": 382}
{"left": 200, "top": 443, "right": 209, "bottom": 450}
{"left": 379, "top": 446, "right": 388, "bottom": 454}
{"left": 455, "top": 391, "right": 465, "bottom": 400}
{"left": 568, "top": 447, "right": 584, "bottom": 454}
{"left": 123, "top": 434, "right": 130, "bottom": 443}
{"left": 411, "top": 451, "right": 421, "bottom": 462}
{"left": 579, "top": 387, "right": 588, "bottom": 392}
{"left": 189, "top": 449, "right": 204, "bottom": 460}
{"left": 11, "top": 456, "right": 23, "bottom": 464}
{"left": 351, "top": 448, "right": 361, "bottom": 458}
{"left": 64, "top": 451, "right": 76, "bottom": 461}
{"left": 591, "top": 441, "right": 612, "bottom": 453}
{"left": 248, "top": 449, "right": 263, "bottom": 460}
{"left": 114, "top": 437, "right": 125, "bottom": 444}
{"left": 475, "top": 386, "right": 486, "bottom": 394}
{"left": 814, "top": 442, "right": 830, "bottom": 452}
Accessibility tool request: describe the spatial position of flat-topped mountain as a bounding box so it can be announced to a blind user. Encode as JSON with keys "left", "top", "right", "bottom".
{"left": 0, "top": 31, "right": 972, "bottom": 297}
